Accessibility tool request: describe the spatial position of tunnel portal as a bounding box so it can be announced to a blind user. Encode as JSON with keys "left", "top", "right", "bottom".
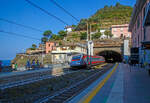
{"left": 98, "top": 50, "right": 122, "bottom": 63}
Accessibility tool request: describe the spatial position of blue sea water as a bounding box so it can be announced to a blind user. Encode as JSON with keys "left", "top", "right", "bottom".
{"left": 1, "top": 60, "right": 11, "bottom": 66}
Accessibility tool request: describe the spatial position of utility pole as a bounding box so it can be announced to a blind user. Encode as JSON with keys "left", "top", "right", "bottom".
{"left": 41, "top": 42, "right": 44, "bottom": 66}
{"left": 90, "top": 24, "right": 92, "bottom": 66}
{"left": 87, "top": 22, "right": 89, "bottom": 41}
{"left": 90, "top": 24, "right": 92, "bottom": 41}
{"left": 86, "top": 22, "right": 89, "bottom": 68}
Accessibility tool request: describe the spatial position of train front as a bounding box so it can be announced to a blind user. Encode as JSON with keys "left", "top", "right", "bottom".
{"left": 70, "top": 55, "right": 84, "bottom": 68}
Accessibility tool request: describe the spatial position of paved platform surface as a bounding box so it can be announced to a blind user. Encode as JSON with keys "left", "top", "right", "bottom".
{"left": 69, "top": 63, "right": 150, "bottom": 103}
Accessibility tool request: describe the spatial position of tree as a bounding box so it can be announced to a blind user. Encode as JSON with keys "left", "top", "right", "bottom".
{"left": 109, "top": 33, "right": 113, "bottom": 38}
{"left": 41, "top": 37, "right": 48, "bottom": 44}
{"left": 58, "top": 30, "right": 67, "bottom": 39}
{"left": 80, "top": 32, "right": 87, "bottom": 40}
{"left": 32, "top": 44, "right": 37, "bottom": 49}
{"left": 71, "top": 25, "right": 77, "bottom": 31}
{"left": 51, "top": 34, "right": 61, "bottom": 40}
{"left": 104, "top": 30, "right": 112, "bottom": 38}
{"left": 92, "top": 32, "right": 102, "bottom": 40}
{"left": 43, "top": 30, "right": 52, "bottom": 39}
{"left": 115, "top": 2, "right": 122, "bottom": 8}
{"left": 104, "top": 5, "right": 109, "bottom": 10}
{"left": 72, "top": 25, "right": 76, "bottom": 28}
{"left": 75, "top": 19, "right": 87, "bottom": 31}
{"left": 30, "top": 44, "right": 37, "bottom": 50}
{"left": 92, "top": 24, "right": 99, "bottom": 32}
{"left": 72, "top": 33, "right": 79, "bottom": 41}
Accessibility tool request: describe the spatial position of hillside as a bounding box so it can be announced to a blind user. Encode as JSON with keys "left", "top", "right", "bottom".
{"left": 75, "top": 3, "right": 133, "bottom": 31}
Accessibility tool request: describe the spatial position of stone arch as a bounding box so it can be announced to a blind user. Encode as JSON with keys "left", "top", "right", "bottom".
{"left": 98, "top": 50, "right": 122, "bottom": 63}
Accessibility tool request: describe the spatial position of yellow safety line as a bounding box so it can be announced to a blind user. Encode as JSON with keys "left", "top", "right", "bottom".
{"left": 79, "top": 63, "right": 119, "bottom": 103}
{"left": 94, "top": 63, "right": 107, "bottom": 69}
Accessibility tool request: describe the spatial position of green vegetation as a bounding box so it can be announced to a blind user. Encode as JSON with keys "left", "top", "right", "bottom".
{"left": 12, "top": 54, "right": 52, "bottom": 67}
{"left": 41, "top": 37, "right": 48, "bottom": 43}
{"left": 30, "top": 44, "right": 37, "bottom": 50}
{"left": 58, "top": 30, "right": 67, "bottom": 39}
{"left": 41, "top": 30, "right": 53, "bottom": 43}
{"left": 104, "top": 30, "right": 113, "bottom": 38}
{"left": 41, "top": 30, "right": 67, "bottom": 42}
{"left": 92, "top": 32, "right": 102, "bottom": 40}
{"left": 75, "top": 2, "right": 133, "bottom": 31}
{"left": 43, "top": 30, "right": 52, "bottom": 39}
{"left": 39, "top": 3, "right": 133, "bottom": 42}
{"left": 71, "top": 33, "right": 79, "bottom": 42}
{"left": 80, "top": 32, "right": 87, "bottom": 40}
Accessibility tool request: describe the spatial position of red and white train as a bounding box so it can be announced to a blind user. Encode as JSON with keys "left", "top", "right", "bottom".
{"left": 70, "top": 54, "right": 105, "bottom": 68}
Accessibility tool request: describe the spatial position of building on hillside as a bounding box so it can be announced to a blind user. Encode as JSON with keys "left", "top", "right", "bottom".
{"left": 111, "top": 24, "right": 131, "bottom": 38}
{"left": 51, "top": 43, "right": 87, "bottom": 64}
{"left": 129, "top": 0, "right": 150, "bottom": 65}
{"left": 46, "top": 42, "right": 58, "bottom": 54}
{"left": 65, "top": 26, "right": 74, "bottom": 33}
{"left": 91, "top": 28, "right": 109, "bottom": 39}
{"left": 100, "top": 29, "right": 107, "bottom": 39}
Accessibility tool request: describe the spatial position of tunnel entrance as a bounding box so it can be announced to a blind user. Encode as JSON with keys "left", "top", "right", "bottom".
{"left": 98, "top": 50, "right": 122, "bottom": 63}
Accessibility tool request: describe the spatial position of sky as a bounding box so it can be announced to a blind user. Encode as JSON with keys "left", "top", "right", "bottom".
{"left": 0, "top": 0, "right": 136, "bottom": 60}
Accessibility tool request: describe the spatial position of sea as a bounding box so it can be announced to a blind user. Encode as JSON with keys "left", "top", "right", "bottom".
{"left": 1, "top": 60, "right": 11, "bottom": 67}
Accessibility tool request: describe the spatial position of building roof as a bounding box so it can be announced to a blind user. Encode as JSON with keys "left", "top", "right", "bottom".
{"left": 129, "top": 0, "right": 147, "bottom": 31}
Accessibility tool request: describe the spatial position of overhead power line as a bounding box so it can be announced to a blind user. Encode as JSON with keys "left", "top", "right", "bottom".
{"left": 49, "top": 0, "right": 79, "bottom": 22}
{"left": 0, "top": 30, "right": 41, "bottom": 41}
{"left": 0, "top": 18, "right": 43, "bottom": 32}
{"left": 25, "top": 0, "right": 69, "bottom": 25}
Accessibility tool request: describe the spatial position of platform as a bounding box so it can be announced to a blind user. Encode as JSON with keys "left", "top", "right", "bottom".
{"left": 69, "top": 63, "right": 150, "bottom": 103}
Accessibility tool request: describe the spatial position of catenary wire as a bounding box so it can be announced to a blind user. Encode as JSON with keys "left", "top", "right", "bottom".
{"left": 25, "top": 0, "right": 69, "bottom": 25}
{"left": 49, "top": 0, "right": 79, "bottom": 22}
{"left": 0, "top": 18, "right": 43, "bottom": 32}
{"left": 0, "top": 30, "right": 41, "bottom": 41}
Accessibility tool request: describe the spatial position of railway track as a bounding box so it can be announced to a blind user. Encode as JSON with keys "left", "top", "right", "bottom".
{"left": 0, "top": 68, "right": 79, "bottom": 90}
{"left": 35, "top": 64, "right": 112, "bottom": 103}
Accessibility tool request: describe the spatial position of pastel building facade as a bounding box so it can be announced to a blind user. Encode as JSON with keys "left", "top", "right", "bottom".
{"left": 129, "top": 0, "right": 150, "bottom": 47}
{"left": 51, "top": 44, "right": 87, "bottom": 64}
{"left": 129, "top": 0, "right": 150, "bottom": 65}
{"left": 111, "top": 24, "right": 131, "bottom": 38}
{"left": 46, "top": 42, "right": 58, "bottom": 54}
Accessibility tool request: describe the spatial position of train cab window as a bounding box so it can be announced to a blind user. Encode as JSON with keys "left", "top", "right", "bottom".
{"left": 72, "top": 55, "right": 81, "bottom": 61}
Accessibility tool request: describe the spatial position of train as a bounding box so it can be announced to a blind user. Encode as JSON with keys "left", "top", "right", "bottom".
{"left": 70, "top": 54, "right": 105, "bottom": 68}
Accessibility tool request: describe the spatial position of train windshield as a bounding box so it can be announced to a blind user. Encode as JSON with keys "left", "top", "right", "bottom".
{"left": 72, "top": 55, "right": 81, "bottom": 61}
